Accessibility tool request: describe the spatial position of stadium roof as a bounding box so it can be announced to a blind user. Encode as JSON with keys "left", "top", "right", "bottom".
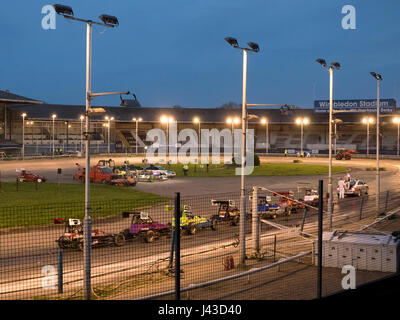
{"left": 6, "top": 103, "right": 399, "bottom": 124}
{"left": 0, "top": 90, "right": 42, "bottom": 104}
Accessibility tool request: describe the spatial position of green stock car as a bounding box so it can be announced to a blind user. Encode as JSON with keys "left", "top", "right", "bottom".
{"left": 166, "top": 205, "right": 217, "bottom": 235}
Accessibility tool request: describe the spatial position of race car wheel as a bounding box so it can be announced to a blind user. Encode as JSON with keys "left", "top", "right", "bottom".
{"left": 114, "top": 233, "right": 125, "bottom": 247}
{"left": 57, "top": 237, "right": 68, "bottom": 249}
{"left": 145, "top": 230, "right": 155, "bottom": 243}
{"left": 231, "top": 216, "right": 240, "bottom": 226}
{"left": 77, "top": 241, "right": 84, "bottom": 251}
{"left": 188, "top": 224, "right": 196, "bottom": 235}
{"left": 211, "top": 219, "right": 218, "bottom": 231}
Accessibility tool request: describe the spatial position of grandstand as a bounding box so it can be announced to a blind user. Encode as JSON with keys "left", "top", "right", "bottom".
{"left": 1, "top": 90, "right": 399, "bottom": 156}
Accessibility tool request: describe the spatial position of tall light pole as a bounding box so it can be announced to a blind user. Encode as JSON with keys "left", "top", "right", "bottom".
{"left": 193, "top": 117, "right": 201, "bottom": 160}
{"left": 225, "top": 37, "right": 259, "bottom": 266}
{"left": 332, "top": 118, "right": 342, "bottom": 155}
{"left": 261, "top": 118, "right": 269, "bottom": 154}
{"left": 226, "top": 117, "right": 240, "bottom": 147}
{"left": 370, "top": 72, "right": 382, "bottom": 216}
{"left": 21, "top": 113, "right": 27, "bottom": 159}
{"left": 132, "top": 117, "right": 142, "bottom": 154}
{"left": 362, "top": 117, "right": 374, "bottom": 157}
{"left": 161, "top": 116, "right": 174, "bottom": 155}
{"left": 54, "top": 4, "right": 122, "bottom": 300}
{"left": 80, "top": 115, "right": 84, "bottom": 155}
{"left": 316, "top": 58, "right": 341, "bottom": 230}
{"left": 393, "top": 116, "right": 400, "bottom": 156}
{"left": 295, "top": 117, "right": 309, "bottom": 155}
{"left": 51, "top": 114, "right": 56, "bottom": 157}
{"left": 105, "top": 116, "right": 114, "bottom": 154}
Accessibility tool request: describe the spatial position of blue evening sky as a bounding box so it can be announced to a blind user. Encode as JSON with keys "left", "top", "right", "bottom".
{"left": 1, "top": 0, "right": 399, "bottom": 108}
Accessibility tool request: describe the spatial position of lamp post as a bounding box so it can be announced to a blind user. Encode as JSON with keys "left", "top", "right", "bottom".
{"left": 295, "top": 117, "right": 309, "bottom": 156}
{"left": 193, "top": 117, "right": 200, "bottom": 160}
{"left": 226, "top": 117, "right": 240, "bottom": 146}
{"left": 393, "top": 117, "right": 400, "bottom": 156}
{"left": 105, "top": 116, "right": 114, "bottom": 154}
{"left": 370, "top": 72, "right": 382, "bottom": 216}
{"left": 21, "top": 113, "right": 27, "bottom": 159}
{"left": 54, "top": 3, "right": 121, "bottom": 300}
{"left": 225, "top": 36, "right": 259, "bottom": 266}
{"left": 66, "top": 121, "right": 71, "bottom": 153}
{"left": 51, "top": 114, "right": 56, "bottom": 157}
{"left": 261, "top": 118, "right": 269, "bottom": 154}
{"left": 132, "top": 117, "right": 142, "bottom": 154}
{"left": 27, "top": 121, "right": 34, "bottom": 154}
{"left": 161, "top": 116, "right": 174, "bottom": 155}
{"left": 332, "top": 118, "right": 342, "bottom": 155}
{"left": 362, "top": 117, "right": 374, "bottom": 157}
{"left": 80, "top": 115, "right": 84, "bottom": 155}
{"left": 316, "top": 58, "right": 341, "bottom": 230}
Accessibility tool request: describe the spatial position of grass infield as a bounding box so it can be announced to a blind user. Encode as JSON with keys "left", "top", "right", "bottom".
{"left": 0, "top": 182, "right": 169, "bottom": 228}
{"left": 165, "top": 163, "right": 347, "bottom": 177}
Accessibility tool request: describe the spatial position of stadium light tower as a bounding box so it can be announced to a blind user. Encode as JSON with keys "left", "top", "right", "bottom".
{"left": 316, "top": 58, "right": 340, "bottom": 230}
{"left": 370, "top": 71, "right": 383, "bottom": 216}
{"left": 261, "top": 118, "right": 269, "bottom": 154}
{"left": 105, "top": 116, "right": 114, "bottom": 154}
{"left": 193, "top": 117, "right": 201, "bottom": 160}
{"left": 51, "top": 114, "right": 57, "bottom": 157}
{"left": 393, "top": 116, "right": 400, "bottom": 156}
{"left": 21, "top": 113, "right": 27, "bottom": 159}
{"left": 225, "top": 36, "right": 259, "bottom": 266}
{"left": 80, "top": 115, "right": 85, "bottom": 155}
{"left": 161, "top": 116, "right": 174, "bottom": 155}
{"left": 132, "top": 117, "right": 142, "bottom": 154}
{"left": 54, "top": 3, "right": 128, "bottom": 300}
{"left": 295, "top": 117, "right": 309, "bottom": 156}
{"left": 332, "top": 118, "right": 342, "bottom": 155}
{"left": 362, "top": 116, "right": 374, "bottom": 157}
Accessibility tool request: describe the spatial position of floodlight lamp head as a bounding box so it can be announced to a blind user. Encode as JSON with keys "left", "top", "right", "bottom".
{"left": 331, "top": 62, "right": 341, "bottom": 70}
{"left": 247, "top": 42, "right": 260, "bottom": 52}
{"left": 53, "top": 4, "right": 74, "bottom": 16}
{"left": 370, "top": 72, "right": 382, "bottom": 81}
{"left": 316, "top": 58, "right": 327, "bottom": 68}
{"left": 99, "top": 14, "right": 119, "bottom": 26}
{"left": 225, "top": 37, "right": 239, "bottom": 48}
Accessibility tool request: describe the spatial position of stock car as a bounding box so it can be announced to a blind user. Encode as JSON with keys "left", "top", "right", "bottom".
{"left": 210, "top": 199, "right": 241, "bottom": 226}
{"left": 167, "top": 205, "right": 217, "bottom": 235}
{"left": 337, "top": 179, "right": 369, "bottom": 197}
{"left": 120, "top": 211, "right": 171, "bottom": 243}
{"left": 144, "top": 166, "right": 176, "bottom": 178}
{"left": 17, "top": 169, "right": 47, "bottom": 183}
{"left": 54, "top": 218, "right": 125, "bottom": 250}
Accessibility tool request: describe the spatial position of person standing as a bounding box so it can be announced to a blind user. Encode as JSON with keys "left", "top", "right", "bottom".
{"left": 338, "top": 177, "right": 346, "bottom": 199}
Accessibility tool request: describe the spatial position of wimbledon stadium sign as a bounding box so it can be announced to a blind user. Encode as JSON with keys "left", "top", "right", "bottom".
{"left": 314, "top": 99, "right": 396, "bottom": 113}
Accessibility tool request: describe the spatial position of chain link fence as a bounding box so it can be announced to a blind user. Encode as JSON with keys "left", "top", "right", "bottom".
{"left": 1, "top": 187, "right": 399, "bottom": 300}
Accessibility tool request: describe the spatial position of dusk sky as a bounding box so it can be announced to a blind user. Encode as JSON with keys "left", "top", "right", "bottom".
{"left": 1, "top": 0, "right": 400, "bottom": 108}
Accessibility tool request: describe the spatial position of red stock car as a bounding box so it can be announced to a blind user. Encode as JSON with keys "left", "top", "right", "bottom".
{"left": 17, "top": 169, "right": 47, "bottom": 183}
{"left": 54, "top": 218, "right": 125, "bottom": 251}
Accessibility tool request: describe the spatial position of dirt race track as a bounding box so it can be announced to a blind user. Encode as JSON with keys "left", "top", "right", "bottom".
{"left": 0, "top": 155, "right": 399, "bottom": 299}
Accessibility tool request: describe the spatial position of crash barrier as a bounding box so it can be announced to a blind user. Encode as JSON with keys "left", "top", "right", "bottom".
{"left": 0, "top": 188, "right": 399, "bottom": 300}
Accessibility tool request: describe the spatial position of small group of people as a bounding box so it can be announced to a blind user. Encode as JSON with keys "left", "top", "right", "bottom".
{"left": 337, "top": 173, "right": 352, "bottom": 199}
